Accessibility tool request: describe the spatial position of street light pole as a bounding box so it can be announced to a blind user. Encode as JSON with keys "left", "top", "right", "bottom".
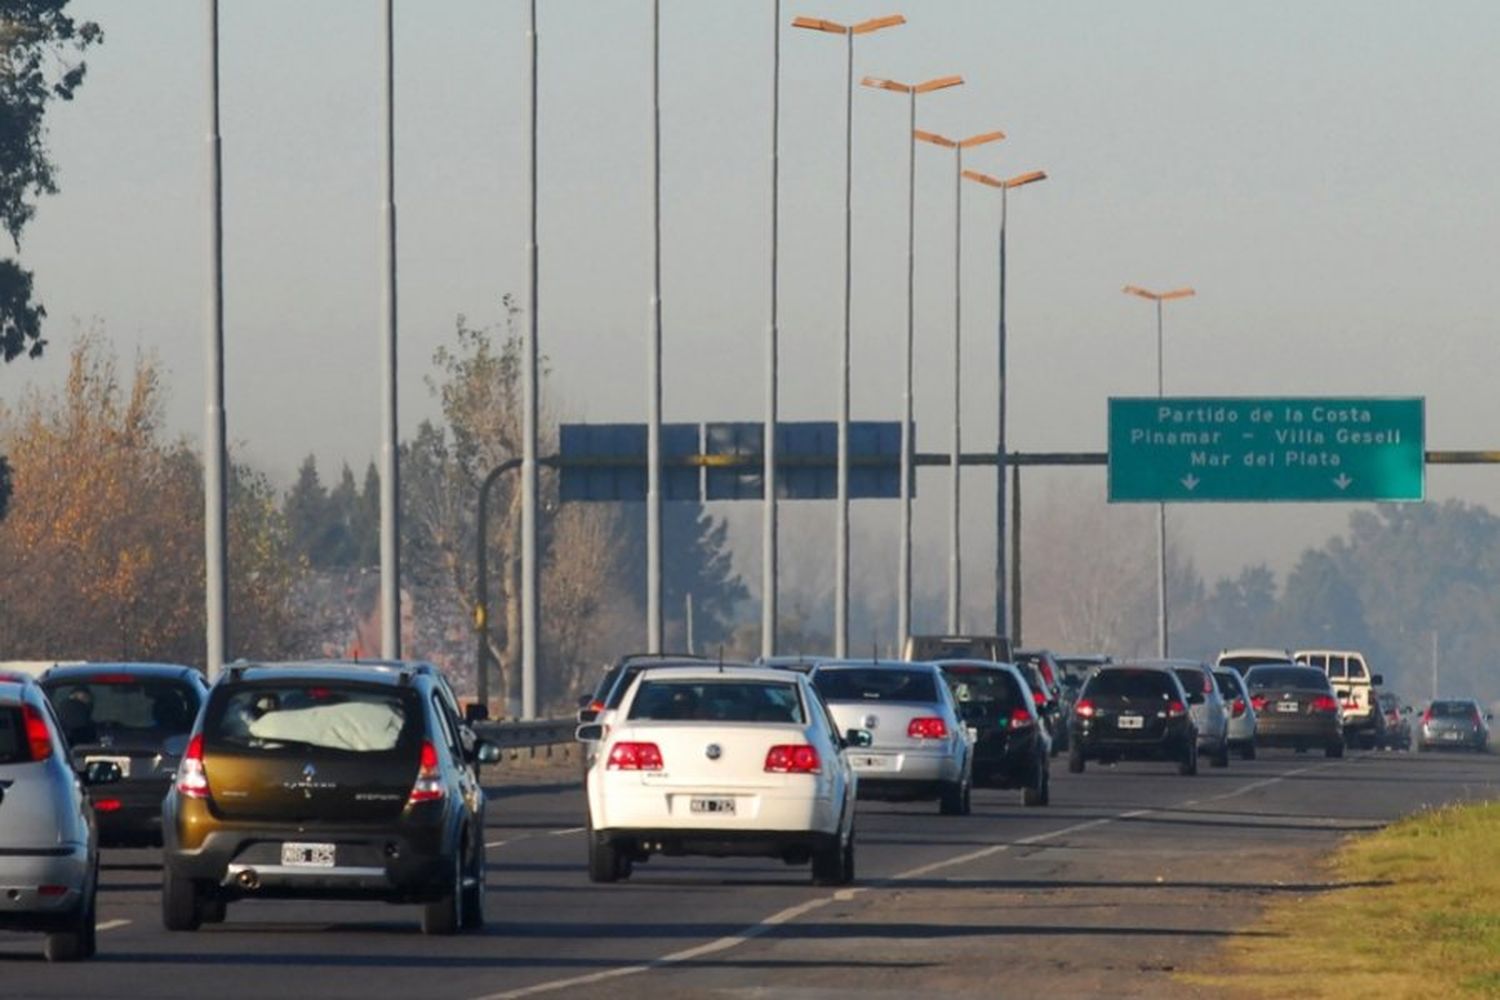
{"left": 520, "top": 0, "right": 540, "bottom": 717}
{"left": 916, "top": 128, "right": 1004, "bottom": 635}
{"left": 475, "top": 457, "right": 522, "bottom": 713}
{"left": 1123, "top": 283, "right": 1195, "bottom": 658}
{"left": 203, "top": 0, "right": 228, "bottom": 680}
{"left": 647, "top": 0, "right": 664, "bottom": 653}
{"left": 793, "top": 13, "right": 904, "bottom": 658}
{"left": 763, "top": 0, "right": 781, "bottom": 658}
{"left": 859, "top": 73, "right": 963, "bottom": 649}
{"left": 379, "top": 0, "right": 401, "bottom": 660}
{"left": 963, "top": 167, "right": 1047, "bottom": 640}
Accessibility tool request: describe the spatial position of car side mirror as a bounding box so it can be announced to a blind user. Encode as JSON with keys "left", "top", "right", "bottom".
{"left": 472, "top": 739, "right": 502, "bottom": 765}
{"left": 576, "top": 723, "right": 604, "bottom": 743}
{"left": 464, "top": 703, "right": 490, "bottom": 724}
{"left": 82, "top": 760, "right": 122, "bottom": 786}
{"left": 577, "top": 708, "right": 600, "bottom": 724}
{"left": 844, "top": 729, "right": 873, "bottom": 749}
{"left": 1370, "top": 674, "right": 1385, "bottom": 687}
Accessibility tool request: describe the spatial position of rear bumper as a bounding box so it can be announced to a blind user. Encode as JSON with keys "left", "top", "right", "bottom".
{"left": 848, "top": 746, "right": 963, "bottom": 791}
{"left": 1419, "top": 729, "right": 1488, "bottom": 750}
{"left": 593, "top": 785, "right": 838, "bottom": 835}
{"left": 94, "top": 779, "right": 171, "bottom": 843}
{"left": 1255, "top": 716, "right": 1342, "bottom": 747}
{"left": 0, "top": 847, "right": 90, "bottom": 929}
{"left": 1071, "top": 720, "right": 1195, "bottom": 762}
{"left": 598, "top": 827, "right": 838, "bottom": 860}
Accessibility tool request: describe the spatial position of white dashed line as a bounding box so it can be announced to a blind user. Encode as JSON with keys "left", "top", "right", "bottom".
{"left": 97, "top": 919, "right": 131, "bottom": 932}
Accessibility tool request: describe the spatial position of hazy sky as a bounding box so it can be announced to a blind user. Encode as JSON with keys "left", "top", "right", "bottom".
{"left": 10, "top": 0, "right": 1500, "bottom": 632}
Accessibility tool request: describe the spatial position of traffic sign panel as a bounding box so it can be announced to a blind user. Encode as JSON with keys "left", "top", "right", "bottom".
{"left": 1108, "top": 397, "right": 1425, "bottom": 502}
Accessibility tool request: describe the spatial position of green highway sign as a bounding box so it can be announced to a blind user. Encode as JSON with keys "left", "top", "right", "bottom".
{"left": 1108, "top": 397, "right": 1425, "bottom": 502}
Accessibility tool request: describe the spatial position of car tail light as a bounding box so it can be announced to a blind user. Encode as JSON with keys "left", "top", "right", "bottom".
{"left": 1422, "top": 707, "right": 1433, "bottom": 725}
{"left": 176, "top": 734, "right": 210, "bottom": 799}
{"left": 765, "top": 744, "right": 820, "bottom": 773}
{"left": 589, "top": 699, "right": 605, "bottom": 713}
{"left": 1031, "top": 689, "right": 1047, "bottom": 708}
{"left": 907, "top": 717, "right": 949, "bottom": 740}
{"left": 1231, "top": 697, "right": 1246, "bottom": 718}
{"left": 1040, "top": 662, "right": 1057, "bottom": 688}
{"left": 21, "top": 704, "right": 52, "bottom": 761}
{"left": 83, "top": 673, "right": 139, "bottom": 685}
{"left": 93, "top": 798, "right": 123, "bottom": 813}
{"left": 1166, "top": 700, "right": 1187, "bottom": 718}
{"left": 1311, "top": 695, "right": 1339, "bottom": 714}
{"left": 1074, "top": 699, "right": 1096, "bottom": 719}
{"left": 37, "top": 885, "right": 68, "bottom": 898}
{"left": 408, "top": 740, "right": 446, "bottom": 804}
{"left": 607, "top": 741, "right": 664, "bottom": 771}
{"left": 1341, "top": 699, "right": 1360, "bottom": 711}
{"left": 1251, "top": 694, "right": 1268, "bottom": 713}
{"left": 1009, "top": 707, "right": 1034, "bottom": 728}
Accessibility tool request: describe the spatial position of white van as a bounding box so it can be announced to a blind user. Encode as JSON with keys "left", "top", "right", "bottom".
{"left": 1293, "top": 649, "right": 1384, "bottom": 749}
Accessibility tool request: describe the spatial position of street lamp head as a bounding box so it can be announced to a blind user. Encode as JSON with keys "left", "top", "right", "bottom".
{"left": 914, "top": 128, "right": 958, "bottom": 148}
{"left": 959, "top": 130, "right": 1006, "bottom": 149}
{"left": 1123, "top": 284, "right": 1196, "bottom": 302}
{"left": 1005, "top": 169, "right": 1047, "bottom": 189}
{"left": 962, "top": 168, "right": 1003, "bottom": 188}
{"left": 792, "top": 15, "right": 848, "bottom": 33}
{"left": 914, "top": 74, "right": 964, "bottom": 93}
{"left": 852, "top": 14, "right": 906, "bottom": 34}
{"left": 861, "top": 75, "right": 911, "bottom": 93}
{"left": 1159, "top": 287, "right": 1196, "bottom": 301}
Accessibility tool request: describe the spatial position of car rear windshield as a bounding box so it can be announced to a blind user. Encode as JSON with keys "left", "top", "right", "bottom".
{"left": 0, "top": 706, "right": 32, "bottom": 763}
{"left": 1429, "top": 701, "right": 1479, "bottom": 718}
{"left": 1245, "top": 667, "right": 1331, "bottom": 692}
{"left": 43, "top": 676, "right": 200, "bottom": 744}
{"left": 1084, "top": 669, "right": 1177, "bottom": 699}
{"left": 203, "top": 682, "right": 420, "bottom": 755}
{"left": 1214, "top": 673, "right": 1243, "bottom": 700}
{"left": 815, "top": 668, "right": 938, "bottom": 703}
{"left": 627, "top": 680, "right": 804, "bottom": 723}
{"left": 1172, "top": 668, "right": 1211, "bottom": 697}
{"left": 942, "top": 667, "right": 1022, "bottom": 710}
{"left": 1219, "top": 656, "right": 1289, "bottom": 670}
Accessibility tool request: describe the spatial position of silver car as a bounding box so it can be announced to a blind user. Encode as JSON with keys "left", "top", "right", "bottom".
{"left": 1148, "top": 659, "right": 1231, "bottom": 767}
{"left": 810, "top": 660, "right": 973, "bottom": 815}
{"left": 1213, "top": 667, "right": 1258, "bottom": 760}
{"left": 0, "top": 672, "right": 120, "bottom": 961}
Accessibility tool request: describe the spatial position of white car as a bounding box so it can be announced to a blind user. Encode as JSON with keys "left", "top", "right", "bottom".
{"left": 578, "top": 666, "right": 861, "bottom": 886}
{"left": 1214, "top": 667, "right": 1259, "bottom": 760}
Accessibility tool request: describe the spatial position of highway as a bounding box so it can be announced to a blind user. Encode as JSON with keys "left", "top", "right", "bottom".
{"left": 4, "top": 748, "right": 1497, "bottom": 998}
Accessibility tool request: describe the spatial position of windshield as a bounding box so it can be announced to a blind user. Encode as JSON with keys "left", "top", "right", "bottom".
{"left": 1172, "top": 668, "right": 1211, "bottom": 697}
{"left": 942, "top": 667, "right": 1023, "bottom": 710}
{"left": 44, "top": 676, "right": 200, "bottom": 745}
{"left": 1245, "top": 666, "right": 1331, "bottom": 692}
{"left": 814, "top": 668, "right": 938, "bottom": 704}
{"left": 1084, "top": 669, "right": 1176, "bottom": 700}
{"left": 204, "top": 683, "right": 419, "bottom": 754}
{"left": 1214, "top": 672, "right": 1243, "bottom": 700}
{"left": 627, "top": 680, "right": 804, "bottom": 723}
{"left": 1430, "top": 701, "right": 1478, "bottom": 719}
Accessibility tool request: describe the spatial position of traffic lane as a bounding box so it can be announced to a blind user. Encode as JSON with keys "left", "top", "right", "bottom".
{"left": 635, "top": 748, "right": 1500, "bottom": 1000}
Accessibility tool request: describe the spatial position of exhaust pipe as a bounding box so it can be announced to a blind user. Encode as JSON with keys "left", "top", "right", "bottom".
{"left": 235, "top": 868, "right": 260, "bottom": 890}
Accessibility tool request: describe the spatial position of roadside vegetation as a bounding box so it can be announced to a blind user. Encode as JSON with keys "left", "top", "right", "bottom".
{"left": 1191, "top": 799, "right": 1500, "bottom": 997}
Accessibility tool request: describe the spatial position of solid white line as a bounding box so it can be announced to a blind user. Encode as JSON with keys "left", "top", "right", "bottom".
{"left": 96, "top": 919, "right": 130, "bottom": 932}
{"left": 548, "top": 827, "right": 586, "bottom": 836}
{"left": 470, "top": 757, "right": 1346, "bottom": 1000}
{"left": 484, "top": 839, "right": 512, "bottom": 849}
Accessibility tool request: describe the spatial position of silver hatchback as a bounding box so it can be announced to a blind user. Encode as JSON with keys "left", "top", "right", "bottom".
{"left": 1148, "top": 659, "right": 1232, "bottom": 768}
{"left": 0, "top": 673, "right": 120, "bottom": 961}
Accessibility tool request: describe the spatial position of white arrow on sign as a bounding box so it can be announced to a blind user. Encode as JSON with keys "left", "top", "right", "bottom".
{"left": 1181, "top": 474, "right": 1200, "bottom": 491}
{"left": 1332, "top": 474, "right": 1353, "bottom": 491}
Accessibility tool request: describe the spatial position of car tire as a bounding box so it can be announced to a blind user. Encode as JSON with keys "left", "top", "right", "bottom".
{"left": 811, "top": 835, "right": 846, "bottom": 886}
{"left": 1067, "top": 745, "right": 1085, "bottom": 774}
{"left": 1239, "top": 742, "right": 1257, "bottom": 761}
{"left": 161, "top": 864, "right": 203, "bottom": 932}
{"left": 1023, "top": 754, "right": 1048, "bottom": 807}
{"left": 587, "top": 831, "right": 623, "bottom": 884}
{"left": 422, "top": 848, "right": 465, "bottom": 936}
{"left": 1326, "top": 741, "right": 1345, "bottom": 759}
{"left": 1178, "top": 741, "right": 1198, "bottom": 776}
{"left": 840, "top": 827, "right": 856, "bottom": 885}
{"left": 1211, "top": 737, "right": 1231, "bottom": 768}
{"left": 939, "top": 779, "right": 966, "bottom": 816}
{"left": 44, "top": 871, "right": 96, "bottom": 962}
{"left": 461, "top": 836, "right": 486, "bottom": 930}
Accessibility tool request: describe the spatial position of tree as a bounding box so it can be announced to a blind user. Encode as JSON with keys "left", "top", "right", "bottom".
{"left": 0, "top": 2, "right": 101, "bottom": 363}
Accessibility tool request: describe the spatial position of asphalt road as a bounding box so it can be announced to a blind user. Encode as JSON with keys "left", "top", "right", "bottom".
{"left": 4, "top": 747, "right": 1498, "bottom": 999}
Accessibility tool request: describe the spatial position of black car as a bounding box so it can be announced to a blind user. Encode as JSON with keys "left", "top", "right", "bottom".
{"left": 1014, "top": 652, "right": 1067, "bottom": 755}
{"left": 160, "top": 660, "right": 500, "bottom": 934}
{"left": 41, "top": 662, "right": 209, "bottom": 846}
{"left": 1067, "top": 665, "right": 1199, "bottom": 775}
{"left": 937, "top": 661, "right": 1050, "bottom": 805}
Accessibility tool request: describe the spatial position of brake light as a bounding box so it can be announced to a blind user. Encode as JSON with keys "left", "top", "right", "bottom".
{"left": 1341, "top": 699, "right": 1360, "bottom": 710}
{"left": 176, "top": 734, "right": 210, "bottom": 799}
{"left": 1311, "top": 695, "right": 1339, "bottom": 714}
{"left": 1422, "top": 707, "right": 1433, "bottom": 724}
{"left": 607, "top": 741, "right": 664, "bottom": 771}
{"left": 408, "top": 740, "right": 446, "bottom": 804}
{"left": 21, "top": 704, "right": 52, "bottom": 761}
{"left": 82, "top": 674, "right": 139, "bottom": 685}
{"left": 37, "top": 885, "right": 68, "bottom": 898}
{"left": 907, "top": 717, "right": 949, "bottom": 740}
{"left": 1039, "top": 662, "right": 1056, "bottom": 688}
{"left": 1231, "top": 697, "right": 1246, "bottom": 718}
{"left": 1166, "top": 700, "right": 1187, "bottom": 718}
{"left": 93, "top": 798, "right": 123, "bottom": 813}
{"left": 1074, "top": 699, "right": 1096, "bottom": 719}
{"left": 589, "top": 699, "right": 605, "bottom": 713}
{"left": 1031, "top": 689, "right": 1047, "bottom": 708}
{"left": 1009, "top": 707, "right": 1034, "bottom": 728}
{"left": 1251, "top": 694, "right": 1268, "bottom": 713}
{"left": 765, "top": 744, "right": 820, "bottom": 773}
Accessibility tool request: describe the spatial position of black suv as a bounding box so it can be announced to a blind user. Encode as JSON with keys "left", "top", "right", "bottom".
{"left": 160, "top": 661, "right": 500, "bottom": 934}
{"left": 1068, "top": 664, "right": 1199, "bottom": 775}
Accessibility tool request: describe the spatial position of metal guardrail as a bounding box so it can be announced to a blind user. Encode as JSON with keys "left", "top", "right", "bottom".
{"left": 473, "top": 717, "right": 576, "bottom": 750}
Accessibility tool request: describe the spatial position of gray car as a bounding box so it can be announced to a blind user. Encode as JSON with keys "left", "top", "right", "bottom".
{"left": 1213, "top": 667, "right": 1258, "bottom": 760}
{"left": 1147, "top": 659, "right": 1231, "bottom": 767}
{"left": 0, "top": 672, "right": 120, "bottom": 961}
{"left": 1417, "top": 699, "right": 1492, "bottom": 752}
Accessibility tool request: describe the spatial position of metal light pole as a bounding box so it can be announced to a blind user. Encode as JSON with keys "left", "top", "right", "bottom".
{"left": 379, "top": 0, "right": 401, "bottom": 660}
{"left": 647, "top": 0, "right": 664, "bottom": 653}
{"left": 916, "top": 128, "right": 1004, "bottom": 634}
{"left": 963, "top": 167, "right": 1047, "bottom": 640}
{"left": 475, "top": 457, "right": 522, "bottom": 712}
{"left": 762, "top": 0, "right": 782, "bottom": 658}
{"left": 1123, "top": 283, "right": 1196, "bottom": 658}
{"left": 203, "top": 0, "right": 228, "bottom": 680}
{"left": 860, "top": 73, "right": 963, "bottom": 649}
{"left": 792, "top": 13, "right": 904, "bottom": 658}
{"left": 520, "top": 0, "right": 540, "bottom": 717}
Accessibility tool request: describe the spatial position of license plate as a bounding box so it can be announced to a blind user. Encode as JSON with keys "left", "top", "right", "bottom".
{"left": 1443, "top": 732, "right": 1462, "bottom": 741}
{"left": 689, "top": 797, "right": 736, "bottom": 815}
{"left": 281, "top": 842, "right": 336, "bottom": 868}
{"left": 851, "top": 754, "right": 896, "bottom": 771}
{"left": 1277, "top": 701, "right": 1300, "bottom": 713}
{"left": 1117, "top": 715, "right": 1144, "bottom": 730}
{"left": 86, "top": 755, "right": 131, "bottom": 778}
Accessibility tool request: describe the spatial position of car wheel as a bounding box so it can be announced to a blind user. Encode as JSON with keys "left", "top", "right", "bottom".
{"left": 1067, "top": 745, "right": 1085, "bottom": 774}
{"left": 44, "top": 870, "right": 96, "bottom": 962}
{"left": 1326, "top": 741, "right": 1345, "bottom": 759}
{"left": 461, "top": 835, "right": 486, "bottom": 930}
{"left": 811, "top": 835, "right": 845, "bottom": 886}
{"left": 1178, "top": 741, "right": 1198, "bottom": 776}
{"left": 1212, "top": 737, "right": 1231, "bottom": 768}
{"left": 1023, "top": 754, "right": 1047, "bottom": 807}
{"left": 938, "top": 778, "right": 967, "bottom": 816}
{"left": 840, "top": 827, "right": 856, "bottom": 885}
{"left": 421, "top": 849, "right": 464, "bottom": 936}
{"left": 587, "top": 830, "right": 623, "bottom": 884}
{"left": 161, "top": 864, "right": 203, "bottom": 932}
{"left": 1239, "top": 742, "right": 1257, "bottom": 761}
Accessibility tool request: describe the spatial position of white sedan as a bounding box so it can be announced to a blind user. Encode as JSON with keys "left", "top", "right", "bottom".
{"left": 577, "top": 665, "right": 862, "bottom": 886}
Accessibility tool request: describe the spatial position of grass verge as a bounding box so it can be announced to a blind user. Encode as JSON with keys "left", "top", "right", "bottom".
{"left": 1184, "top": 799, "right": 1500, "bottom": 998}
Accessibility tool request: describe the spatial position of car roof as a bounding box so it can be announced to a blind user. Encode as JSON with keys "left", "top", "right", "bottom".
{"left": 42, "top": 662, "right": 203, "bottom": 683}
{"left": 1292, "top": 648, "right": 1365, "bottom": 658}
{"left": 634, "top": 665, "right": 801, "bottom": 684}
{"left": 216, "top": 660, "right": 434, "bottom": 687}
{"left": 813, "top": 658, "right": 937, "bottom": 671}
{"left": 932, "top": 658, "right": 1011, "bottom": 670}
{"left": 1132, "top": 658, "right": 1210, "bottom": 670}
{"left": 1219, "top": 647, "right": 1292, "bottom": 658}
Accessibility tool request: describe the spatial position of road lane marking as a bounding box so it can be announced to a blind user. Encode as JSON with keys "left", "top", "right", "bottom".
{"left": 486, "top": 827, "right": 583, "bottom": 850}
{"left": 470, "top": 757, "right": 1346, "bottom": 999}
{"left": 548, "top": 827, "right": 586, "bottom": 836}
{"left": 97, "top": 919, "right": 130, "bottom": 932}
